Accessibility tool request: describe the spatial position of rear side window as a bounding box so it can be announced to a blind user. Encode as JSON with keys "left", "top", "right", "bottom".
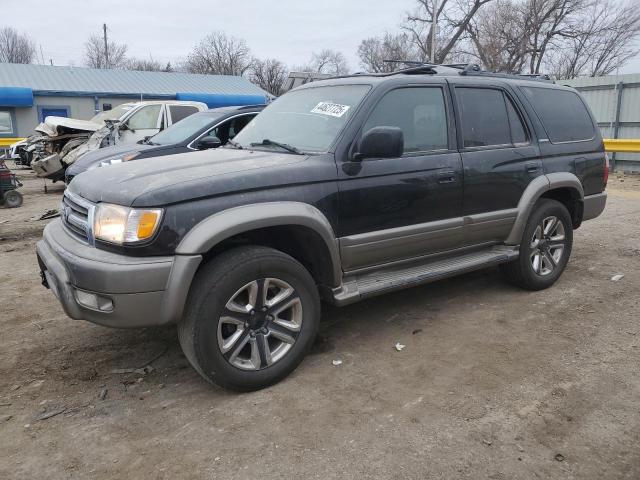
{"left": 521, "top": 87, "right": 594, "bottom": 142}
{"left": 457, "top": 88, "right": 511, "bottom": 147}
{"left": 363, "top": 87, "right": 448, "bottom": 153}
{"left": 170, "top": 105, "right": 199, "bottom": 124}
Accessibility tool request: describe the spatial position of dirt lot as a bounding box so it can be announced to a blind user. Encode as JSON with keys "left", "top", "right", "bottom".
{"left": 1, "top": 165, "right": 639, "bottom": 480}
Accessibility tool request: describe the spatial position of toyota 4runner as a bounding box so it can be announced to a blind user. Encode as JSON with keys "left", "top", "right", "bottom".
{"left": 37, "top": 64, "right": 608, "bottom": 391}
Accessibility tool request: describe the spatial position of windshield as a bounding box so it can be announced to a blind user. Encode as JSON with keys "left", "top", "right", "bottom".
{"left": 90, "top": 104, "right": 136, "bottom": 124}
{"left": 233, "top": 85, "right": 370, "bottom": 153}
{"left": 149, "top": 113, "right": 218, "bottom": 145}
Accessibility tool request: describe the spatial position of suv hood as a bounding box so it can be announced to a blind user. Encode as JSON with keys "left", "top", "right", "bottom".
{"left": 69, "top": 147, "right": 309, "bottom": 207}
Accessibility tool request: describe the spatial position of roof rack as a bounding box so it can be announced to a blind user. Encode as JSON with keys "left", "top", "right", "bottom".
{"left": 329, "top": 61, "right": 554, "bottom": 83}
{"left": 378, "top": 60, "right": 554, "bottom": 82}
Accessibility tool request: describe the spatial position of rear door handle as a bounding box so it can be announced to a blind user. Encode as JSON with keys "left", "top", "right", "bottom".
{"left": 437, "top": 171, "right": 456, "bottom": 184}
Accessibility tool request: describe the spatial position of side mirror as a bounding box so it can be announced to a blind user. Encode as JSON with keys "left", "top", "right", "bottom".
{"left": 196, "top": 136, "right": 222, "bottom": 150}
{"left": 354, "top": 126, "right": 404, "bottom": 161}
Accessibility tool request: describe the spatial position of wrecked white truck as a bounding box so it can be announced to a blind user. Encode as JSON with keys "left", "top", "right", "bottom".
{"left": 25, "top": 100, "right": 207, "bottom": 181}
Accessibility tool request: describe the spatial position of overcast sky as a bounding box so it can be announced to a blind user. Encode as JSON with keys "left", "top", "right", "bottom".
{"left": 5, "top": 0, "right": 640, "bottom": 74}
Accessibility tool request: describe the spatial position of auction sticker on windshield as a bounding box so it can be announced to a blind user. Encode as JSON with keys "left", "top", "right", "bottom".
{"left": 311, "top": 102, "right": 350, "bottom": 118}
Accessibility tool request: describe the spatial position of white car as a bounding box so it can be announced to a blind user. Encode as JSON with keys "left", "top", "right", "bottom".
{"left": 29, "top": 100, "right": 207, "bottom": 180}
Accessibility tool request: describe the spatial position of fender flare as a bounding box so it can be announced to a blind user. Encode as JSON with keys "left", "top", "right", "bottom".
{"left": 176, "top": 201, "right": 342, "bottom": 286}
{"left": 505, "top": 172, "right": 584, "bottom": 245}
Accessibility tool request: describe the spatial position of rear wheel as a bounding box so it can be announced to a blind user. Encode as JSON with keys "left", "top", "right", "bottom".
{"left": 178, "top": 246, "right": 320, "bottom": 391}
{"left": 3, "top": 190, "right": 23, "bottom": 208}
{"left": 503, "top": 199, "right": 573, "bottom": 290}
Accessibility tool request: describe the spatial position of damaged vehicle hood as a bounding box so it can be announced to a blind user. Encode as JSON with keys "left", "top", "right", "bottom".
{"left": 69, "top": 148, "right": 312, "bottom": 207}
{"left": 34, "top": 117, "right": 102, "bottom": 137}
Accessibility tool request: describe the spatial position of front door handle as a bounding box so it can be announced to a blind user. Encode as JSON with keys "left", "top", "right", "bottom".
{"left": 437, "top": 171, "right": 456, "bottom": 184}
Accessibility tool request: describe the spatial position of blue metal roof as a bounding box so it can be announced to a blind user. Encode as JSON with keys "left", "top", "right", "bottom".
{"left": 0, "top": 63, "right": 267, "bottom": 97}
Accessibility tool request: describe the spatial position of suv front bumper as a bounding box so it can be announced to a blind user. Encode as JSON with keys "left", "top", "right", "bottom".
{"left": 36, "top": 219, "right": 201, "bottom": 328}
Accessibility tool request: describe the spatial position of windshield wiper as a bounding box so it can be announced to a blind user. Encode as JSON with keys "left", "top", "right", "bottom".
{"left": 226, "top": 139, "right": 244, "bottom": 150}
{"left": 250, "top": 138, "right": 302, "bottom": 154}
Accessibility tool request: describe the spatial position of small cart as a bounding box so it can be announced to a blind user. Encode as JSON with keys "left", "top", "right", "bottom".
{"left": 0, "top": 161, "right": 23, "bottom": 208}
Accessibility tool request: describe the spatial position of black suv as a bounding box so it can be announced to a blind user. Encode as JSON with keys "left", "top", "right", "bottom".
{"left": 37, "top": 64, "right": 608, "bottom": 391}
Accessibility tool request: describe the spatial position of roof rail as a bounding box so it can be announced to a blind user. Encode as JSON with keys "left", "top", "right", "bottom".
{"left": 330, "top": 60, "right": 554, "bottom": 83}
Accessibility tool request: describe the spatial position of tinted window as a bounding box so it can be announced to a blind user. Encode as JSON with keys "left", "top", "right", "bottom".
{"left": 522, "top": 87, "right": 594, "bottom": 142}
{"left": 505, "top": 97, "right": 528, "bottom": 144}
{"left": 126, "top": 105, "right": 161, "bottom": 130}
{"left": 208, "top": 114, "right": 257, "bottom": 144}
{"left": 170, "top": 105, "right": 199, "bottom": 123}
{"left": 457, "top": 88, "right": 511, "bottom": 147}
{"left": 363, "top": 87, "right": 448, "bottom": 153}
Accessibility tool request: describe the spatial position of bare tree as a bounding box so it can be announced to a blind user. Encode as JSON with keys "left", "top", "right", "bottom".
{"left": 549, "top": 0, "right": 640, "bottom": 78}
{"left": 309, "top": 49, "right": 349, "bottom": 75}
{"left": 185, "top": 32, "right": 252, "bottom": 76}
{"left": 0, "top": 27, "right": 36, "bottom": 64}
{"left": 84, "top": 33, "right": 128, "bottom": 69}
{"left": 250, "top": 58, "right": 288, "bottom": 96}
{"left": 357, "top": 33, "right": 419, "bottom": 72}
{"left": 466, "top": 0, "right": 531, "bottom": 72}
{"left": 403, "top": 0, "right": 495, "bottom": 63}
{"left": 126, "top": 57, "right": 165, "bottom": 72}
{"left": 465, "top": 0, "right": 640, "bottom": 76}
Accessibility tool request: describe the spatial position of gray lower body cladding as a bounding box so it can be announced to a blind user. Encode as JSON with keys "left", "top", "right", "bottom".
{"left": 36, "top": 220, "right": 201, "bottom": 328}
{"left": 582, "top": 192, "right": 607, "bottom": 221}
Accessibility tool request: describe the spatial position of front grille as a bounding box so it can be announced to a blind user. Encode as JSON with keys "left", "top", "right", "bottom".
{"left": 61, "top": 191, "right": 95, "bottom": 244}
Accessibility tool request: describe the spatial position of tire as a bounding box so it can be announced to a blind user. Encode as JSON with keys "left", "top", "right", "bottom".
{"left": 502, "top": 198, "right": 573, "bottom": 290}
{"left": 3, "top": 190, "right": 23, "bottom": 208}
{"left": 178, "top": 246, "right": 321, "bottom": 391}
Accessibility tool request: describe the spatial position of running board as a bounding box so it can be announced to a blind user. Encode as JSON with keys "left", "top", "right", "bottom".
{"left": 330, "top": 246, "right": 519, "bottom": 306}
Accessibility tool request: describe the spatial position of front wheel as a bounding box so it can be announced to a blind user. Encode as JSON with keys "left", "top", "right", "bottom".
{"left": 178, "top": 246, "right": 321, "bottom": 391}
{"left": 502, "top": 199, "right": 573, "bottom": 290}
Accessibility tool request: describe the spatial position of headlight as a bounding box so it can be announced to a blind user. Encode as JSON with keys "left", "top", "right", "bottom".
{"left": 98, "top": 151, "right": 140, "bottom": 168}
{"left": 93, "top": 203, "right": 163, "bottom": 244}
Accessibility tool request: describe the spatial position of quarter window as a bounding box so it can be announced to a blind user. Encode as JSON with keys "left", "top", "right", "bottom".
{"left": 363, "top": 87, "right": 448, "bottom": 154}
{"left": 0, "top": 111, "right": 13, "bottom": 134}
{"left": 521, "top": 87, "right": 594, "bottom": 143}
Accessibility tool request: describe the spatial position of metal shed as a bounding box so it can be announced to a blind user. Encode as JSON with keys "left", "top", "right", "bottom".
{"left": 0, "top": 63, "right": 268, "bottom": 140}
{"left": 562, "top": 74, "right": 640, "bottom": 172}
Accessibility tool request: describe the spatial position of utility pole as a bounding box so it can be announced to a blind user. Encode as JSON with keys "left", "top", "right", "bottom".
{"left": 431, "top": 0, "right": 438, "bottom": 63}
{"left": 103, "top": 23, "right": 109, "bottom": 68}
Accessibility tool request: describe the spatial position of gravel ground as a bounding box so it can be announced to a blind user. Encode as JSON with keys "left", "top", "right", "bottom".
{"left": 1, "top": 165, "right": 639, "bottom": 480}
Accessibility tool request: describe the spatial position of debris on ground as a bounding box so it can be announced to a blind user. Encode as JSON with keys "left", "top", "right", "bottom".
{"left": 10, "top": 384, "right": 20, "bottom": 391}
{"left": 332, "top": 359, "right": 343, "bottom": 366}
{"left": 395, "top": 342, "right": 406, "bottom": 351}
{"left": 36, "top": 209, "right": 59, "bottom": 221}
{"left": 555, "top": 453, "right": 565, "bottom": 462}
{"left": 611, "top": 274, "right": 625, "bottom": 282}
{"left": 35, "top": 407, "right": 66, "bottom": 421}
{"left": 99, "top": 388, "right": 108, "bottom": 401}
{"left": 110, "top": 365, "right": 154, "bottom": 375}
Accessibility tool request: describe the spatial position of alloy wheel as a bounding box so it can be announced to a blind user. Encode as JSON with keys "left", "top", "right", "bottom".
{"left": 217, "top": 278, "right": 303, "bottom": 370}
{"left": 529, "top": 216, "right": 566, "bottom": 276}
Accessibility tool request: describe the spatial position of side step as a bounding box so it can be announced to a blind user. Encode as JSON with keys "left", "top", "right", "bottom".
{"left": 331, "top": 246, "right": 519, "bottom": 306}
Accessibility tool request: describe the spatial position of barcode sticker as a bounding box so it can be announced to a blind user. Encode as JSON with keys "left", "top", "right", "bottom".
{"left": 311, "top": 102, "right": 350, "bottom": 117}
